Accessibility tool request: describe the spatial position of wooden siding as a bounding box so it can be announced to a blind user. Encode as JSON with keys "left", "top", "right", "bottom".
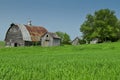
{"left": 41, "top": 33, "right": 61, "bottom": 47}
{"left": 5, "top": 25, "right": 24, "bottom": 47}
{"left": 53, "top": 38, "right": 61, "bottom": 46}
{"left": 72, "top": 37, "right": 80, "bottom": 45}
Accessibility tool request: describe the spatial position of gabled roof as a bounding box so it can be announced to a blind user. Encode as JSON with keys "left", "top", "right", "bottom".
{"left": 42, "top": 32, "right": 61, "bottom": 39}
{"left": 72, "top": 37, "right": 80, "bottom": 42}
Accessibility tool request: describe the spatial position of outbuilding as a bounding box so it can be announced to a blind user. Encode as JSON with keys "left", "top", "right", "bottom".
{"left": 72, "top": 37, "right": 80, "bottom": 45}
{"left": 41, "top": 32, "right": 61, "bottom": 47}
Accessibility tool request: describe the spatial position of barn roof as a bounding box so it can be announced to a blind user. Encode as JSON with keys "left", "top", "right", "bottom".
{"left": 25, "top": 25, "right": 47, "bottom": 41}
{"left": 5, "top": 23, "right": 48, "bottom": 42}
{"left": 72, "top": 37, "right": 80, "bottom": 42}
{"left": 43, "top": 32, "right": 61, "bottom": 39}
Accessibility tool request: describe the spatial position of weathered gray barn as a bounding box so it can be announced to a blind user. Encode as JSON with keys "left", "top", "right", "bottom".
{"left": 5, "top": 23, "right": 61, "bottom": 47}
{"left": 5, "top": 23, "right": 47, "bottom": 47}
{"left": 41, "top": 32, "right": 61, "bottom": 47}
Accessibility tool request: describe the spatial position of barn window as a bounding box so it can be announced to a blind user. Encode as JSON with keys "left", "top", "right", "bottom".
{"left": 46, "top": 40, "right": 49, "bottom": 41}
{"left": 46, "top": 35, "right": 50, "bottom": 41}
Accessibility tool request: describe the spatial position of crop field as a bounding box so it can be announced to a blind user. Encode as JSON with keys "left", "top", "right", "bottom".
{"left": 0, "top": 42, "right": 120, "bottom": 80}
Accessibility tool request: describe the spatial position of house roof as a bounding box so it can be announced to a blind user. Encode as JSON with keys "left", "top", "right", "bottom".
{"left": 5, "top": 23, "right": 48, "bottom": 42}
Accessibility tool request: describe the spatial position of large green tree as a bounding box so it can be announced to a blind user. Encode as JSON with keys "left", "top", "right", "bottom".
{"left": 80, "top": 9, "right": 120, "bottom": 42}
{"left": 56, "top": 31, "right": 71, "bottom": 44}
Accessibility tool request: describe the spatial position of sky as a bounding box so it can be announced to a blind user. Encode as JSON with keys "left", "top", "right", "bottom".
{"left": 0, "top": 0, "right": 120, "bottom": 41}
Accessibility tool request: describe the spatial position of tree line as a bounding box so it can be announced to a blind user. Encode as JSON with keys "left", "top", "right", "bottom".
{"left": 80, "top": 8, "right": 120, "bottom": 43}
{"left": 56, "top": 31, "right": 71, "bottom": 45}
{"left": 56, "top": 8, "right": 120, "bottom": 45}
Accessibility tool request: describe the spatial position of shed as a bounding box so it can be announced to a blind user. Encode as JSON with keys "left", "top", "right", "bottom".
{"left": 90, "top": 38, "right": 99, "bottom": 44}
{"left": 41, "top": 32, "right": 61, "bottom": 47}
{"left": 72, "top": 37, "right": 80, "bottom": 45}
{"left": 5, "top": 23, "right": 47, "bottom": 47}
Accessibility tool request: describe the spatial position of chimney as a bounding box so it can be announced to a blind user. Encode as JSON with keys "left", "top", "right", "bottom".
{"left": 28, "top": 20, "right": 32, "bottom": 26}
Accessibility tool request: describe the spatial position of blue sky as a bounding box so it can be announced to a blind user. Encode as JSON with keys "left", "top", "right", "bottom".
{"left": 0, "top": 0, "right": 120, "bottom": 40}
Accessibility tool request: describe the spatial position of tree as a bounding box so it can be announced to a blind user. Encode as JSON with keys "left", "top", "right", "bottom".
{"left": 56, "top": 31, "right": 71, "bottom": 44}
{"left": 63, "top": 33, "right": 71, "bottom": 44}
{"left": 80, "top": 9, "right": 120, "bottom": 42}
{"left": 116, "top": 20, "right": 120, "bottom": 40}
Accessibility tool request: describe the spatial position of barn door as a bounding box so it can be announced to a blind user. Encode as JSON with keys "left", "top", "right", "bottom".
{"left": 43, "top": 40, "right": 50, "bottom": 47}
{"left": 14, "top": 43, "right": 18, "bottom": 47}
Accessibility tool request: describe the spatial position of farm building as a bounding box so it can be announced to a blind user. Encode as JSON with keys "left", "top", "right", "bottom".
{"left": 5, "top": 23, "right": 61, "bottom": 47}
{"left": 90, "top": 38, "right": 99, "bottom": 44}
{"left": 72, "top": 37, "right": 80, "bottom": 45}
{"left": 41, "top": 32, "right": 61, "bottom": 47}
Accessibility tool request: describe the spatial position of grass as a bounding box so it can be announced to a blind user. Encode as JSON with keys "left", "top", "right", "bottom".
{"left": 0, "top": 41, "right": 5, "bottom": 48}
{"left": 0, "top": 42, "right": 120, "bottom": 80}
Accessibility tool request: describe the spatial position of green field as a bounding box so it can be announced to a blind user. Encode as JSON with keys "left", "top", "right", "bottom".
{"left": 0, "top": 42, "right": 120, "bottom": 80}
{"left": 0, "top": 41, "right": 5, "bottom": 48}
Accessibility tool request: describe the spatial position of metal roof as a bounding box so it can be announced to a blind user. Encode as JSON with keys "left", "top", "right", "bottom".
{"left": 17, "top": 24, "right": 32, "bottom": 41}
{"left": 5, "top": 23, "right": 48, "bottom": 42}
{"left": 25, "top": 25, "right": 48, "bottom": 41}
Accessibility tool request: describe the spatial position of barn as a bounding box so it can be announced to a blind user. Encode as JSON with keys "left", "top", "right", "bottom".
{"left": 5, "top": 23, "right": 48, "bottom": 47}
{"left": 41, "top": 32, "right": 61, "bottom": 47}
{"left": 72, "top": 37, "right": 80, "bottom": 45}
{"left": 5, "top": 23, "right": 61, "bottom": 47}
